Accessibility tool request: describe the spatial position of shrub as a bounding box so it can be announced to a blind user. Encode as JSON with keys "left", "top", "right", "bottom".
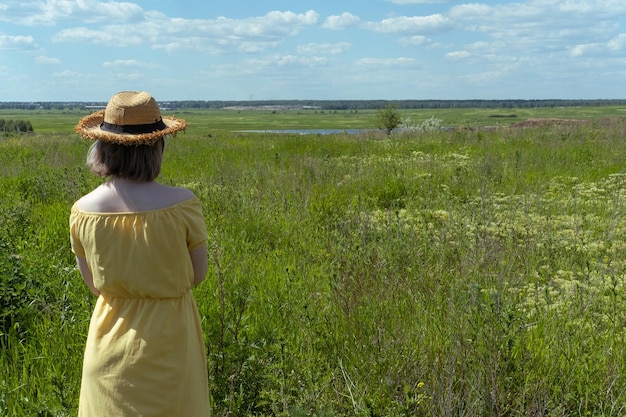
{"left": 0, "top": 119, "right": 34, "bottom": 134}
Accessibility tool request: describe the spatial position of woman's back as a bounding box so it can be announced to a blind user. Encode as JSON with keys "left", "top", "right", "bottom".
{"left": 71, "top": 198, "right": 206, "bottom": 298}
{"left": 75, "top": 177, "right": 194, "bottom": 213}
{"left": 70, "top": 186, "right": 211, "bottom": 415}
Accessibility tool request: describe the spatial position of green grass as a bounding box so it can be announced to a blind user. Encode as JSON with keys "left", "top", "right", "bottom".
{"left": 4, "top": 104, "right": 626, "bottom": 135}
{"left": 3, "top": 115, "right": 626, "bottom": 415}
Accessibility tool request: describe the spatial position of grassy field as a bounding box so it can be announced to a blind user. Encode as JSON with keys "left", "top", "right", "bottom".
{"left": 3, "top": 109, "right": 626, "bottom": 416}
{"left": 3, "top": 104, "right": 626, "bottom": 134}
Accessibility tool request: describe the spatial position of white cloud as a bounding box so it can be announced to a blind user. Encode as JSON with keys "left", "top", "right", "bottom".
{"left": 466, "top": 41, "right": 506, "bottom": 54}
{"left": 555, "top": 0, "right": 626, "bottom": 16}
{"left": 355, "top": 57, "right": 416, "bottom": 68}
{"left": 275, "top": 54, "right": 327, "bottom": 67}
{"left": 399, "top": 35, "right": 436, "bottom": 47}
{"left": 607, "top": 34, "right": 626, "bottom": 51}
{"left": 569, "top": 43, "right": 601, "bottom": 57}
{"left": 297, "top": 42, "right": 351, "bottom": 55}
{"left": 443, "top": 0, "right": 626, "bottom": 69}
{"left": 36, "top": 55, "right": 60, "bottom": 64}
{"left": 211, "top": 10, "right": 318, "bottom": 37}
{"left": 446, "top": 51, "right": 471, "bottom": 60}
{"left": 569, "top": 34, "right": 626, "bottom": 57}
{"left": 323, "top": 12, "right": 360, "bottom": 30}
{"left": 53, "top": 10, "right": 319, "bottom": 54}
{"left": 92, "top": 1, "right": 145, "bottom": 22}
{"left": 54, "top": 26, "right": 143, "bottom": 46}
{"left": 216, "top": 51, "right": 330, "bottom": 80}
{"left": 0, "top": 34, "right": 37, "bottom": 50}
{"left": 2, "top": 0, "right": 144, "bottom": 26}
{"left": 249, "top": 53, "right": 328, "bottom": 68}
{"left": 450, "top": 0, "right": 626, "bottom": 38}
{"left": 366, "top": 14, "right": 451, "bottom": 34}
{"left": 102, "top": 59, "right": 156, "bottom": 68}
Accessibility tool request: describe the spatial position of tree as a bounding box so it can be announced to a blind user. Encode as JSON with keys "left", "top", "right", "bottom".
{"left": 377, "top": 105, "right": 402, "bottom": 136}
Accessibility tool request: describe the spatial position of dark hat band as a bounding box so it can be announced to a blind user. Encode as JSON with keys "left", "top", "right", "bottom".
{"left": 100, "top": 119, "right": 167, "bottom": 135}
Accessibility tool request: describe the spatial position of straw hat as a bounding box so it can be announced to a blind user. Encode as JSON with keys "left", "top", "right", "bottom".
{"left": 74, "top": 91, "right": 187, "bottom": 145}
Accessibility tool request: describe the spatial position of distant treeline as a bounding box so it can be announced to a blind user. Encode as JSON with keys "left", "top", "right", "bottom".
{"left": 2, "top": 99, "right": 626, "bottom": 111}
{"left": 0, "top": 119, "right": 33, "bottom": 134}
{"left": 168, "top": 99, "right": 626, "bottom": 111}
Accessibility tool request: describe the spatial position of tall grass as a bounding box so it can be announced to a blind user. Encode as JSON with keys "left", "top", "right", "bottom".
{"left": 3, "top": 119, "right": 626, "bottom": 416}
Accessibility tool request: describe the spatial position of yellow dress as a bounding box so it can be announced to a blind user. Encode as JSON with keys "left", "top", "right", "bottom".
{"left": 69, "top": 197, "right": 211, "bottom": 417}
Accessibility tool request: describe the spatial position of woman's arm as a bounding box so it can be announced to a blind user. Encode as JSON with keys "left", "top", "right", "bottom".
{"left": 190, "top": 242, "right": 209, "bottom": 286}
{"left": 75, "top": 256, "right": 101, "bottom": 296}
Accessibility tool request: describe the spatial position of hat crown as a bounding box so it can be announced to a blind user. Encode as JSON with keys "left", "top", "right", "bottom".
{"left": 75, "top": 90, "right": 186, "bottom": 145}
{"left": 103, "top": 91, "right": 162, "bottom": 126}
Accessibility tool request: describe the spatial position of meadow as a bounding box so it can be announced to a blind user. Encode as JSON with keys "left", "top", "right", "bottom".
{"left": 3, "top": 103, "right": 626, "bottom": 133}
{"left": 3, "top": 107, "right": 626, "bottom": 416}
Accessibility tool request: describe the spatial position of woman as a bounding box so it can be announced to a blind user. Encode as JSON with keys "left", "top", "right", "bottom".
{"left": 70, "top": 91, "right": 211, "bottom": 416}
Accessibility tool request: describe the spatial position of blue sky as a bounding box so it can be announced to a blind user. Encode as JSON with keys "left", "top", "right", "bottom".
{"left": 1, "top": 0, "right": 626, "bottom": 101}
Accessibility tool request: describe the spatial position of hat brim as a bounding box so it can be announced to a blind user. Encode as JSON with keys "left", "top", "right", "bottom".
{"left": 74, "top": 110, "right": 187, "bottom": 145}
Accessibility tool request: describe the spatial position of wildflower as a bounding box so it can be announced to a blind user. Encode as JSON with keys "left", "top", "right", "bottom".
{"left": 433, "top": 210, "right": 450, "bottom": 222}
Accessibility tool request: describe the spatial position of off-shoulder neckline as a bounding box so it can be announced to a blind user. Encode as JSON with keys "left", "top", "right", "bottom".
{"left": 71, "top": 196, "right": 199, "bottom": 216}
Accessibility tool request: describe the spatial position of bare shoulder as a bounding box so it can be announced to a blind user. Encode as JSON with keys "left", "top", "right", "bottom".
{"left": 74, "top": 181, "right": 196, "bottom": 213}
{"left": 74, "top": 185, "right": 110, "bottom": 212}
{"left": 163, "top": 185, "right": 196, "bottom": 204}
{"left": 138, "top": 183, "right": 196, "bottom": 210}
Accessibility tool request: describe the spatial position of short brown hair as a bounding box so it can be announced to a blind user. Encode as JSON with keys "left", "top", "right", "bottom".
{"left": 86, "top": 138, "right": 164, "bottom": 181}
